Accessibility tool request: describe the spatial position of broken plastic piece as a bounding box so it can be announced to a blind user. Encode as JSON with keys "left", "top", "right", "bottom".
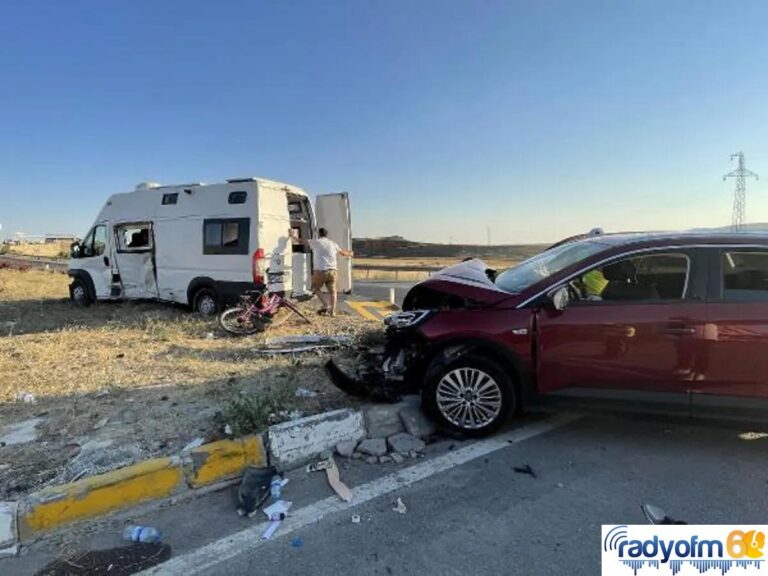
{"left": 181, "top": 437, "right": 205, "bottom": 452}
{"left": 392, "top": 497, "right": 407, "bottom": 514}
{"left": 513, "top": 464, "right": 537, "bottom": 478}
{"left": 324, "top": 359, "right": 402, "bottom": 403}
{"left": 351, "top": 514, "right": 361, "bottom": 524}
{"left": 324, "top": 456, "right": 352, "bottom": 502}
{"left": 262, "top": 520, "right": 282, "bottom": 540}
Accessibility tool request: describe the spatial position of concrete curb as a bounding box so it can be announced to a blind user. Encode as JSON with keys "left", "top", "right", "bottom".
{"left": 268, "top": 408, "right": 365, "bottom": 469}
{"left": 3, "top": 408, "right": 369, "bottom": 551}
{"left": 11, "top": 434, "right": 267, "bottom": 544}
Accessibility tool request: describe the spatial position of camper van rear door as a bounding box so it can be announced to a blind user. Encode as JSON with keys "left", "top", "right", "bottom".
{"left": 315, "top": 193, "right": 352, "bottom": 293}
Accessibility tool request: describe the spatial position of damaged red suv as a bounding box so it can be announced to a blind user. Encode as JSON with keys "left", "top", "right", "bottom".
{"left": 329, "top": 232, "right": 768, "bottom": 435}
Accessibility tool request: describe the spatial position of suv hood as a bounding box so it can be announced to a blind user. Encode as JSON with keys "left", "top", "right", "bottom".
{"left": 403, "top": 259, "right": 517, "bottom": 309}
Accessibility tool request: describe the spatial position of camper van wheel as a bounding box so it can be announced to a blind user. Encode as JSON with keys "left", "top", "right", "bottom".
{"left": 70, "top": 279, "right": 92, "bottom": 307}
{"left": 193, "top": 288, "right": 220, "bottom": 318}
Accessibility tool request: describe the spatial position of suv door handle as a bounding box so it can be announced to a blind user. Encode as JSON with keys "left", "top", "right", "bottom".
{"left": 103, "top": 256, "right": 110, "bottom": 267}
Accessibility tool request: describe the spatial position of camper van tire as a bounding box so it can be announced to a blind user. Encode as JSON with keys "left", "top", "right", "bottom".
{"left": 192, "top": 287, "right": 220, "bottom": 318}
{"left": 69, "top": 278, "right": 93, "bottom": 307}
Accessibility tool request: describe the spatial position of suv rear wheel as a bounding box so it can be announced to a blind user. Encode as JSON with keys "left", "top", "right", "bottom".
{"left": 423, "top": 353, "right": 515, "bottom": 437}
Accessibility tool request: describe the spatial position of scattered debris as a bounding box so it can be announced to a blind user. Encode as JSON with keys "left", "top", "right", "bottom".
{"left": 307, "top": 459, "right": 333, "bottom": 474}
{"left": 224, "top": 424, "right": 233, "bottom": 436}
{"left": 35, "top": 542, "right": 171, "bottom": 576}
{"left": 335, "top": 440, "right": 358, "bottom": 458}
{"left": 92, "top": 417, "right": 110, "bottom": 430}
{"left": 739, "top": 431, "right": 768, "bottom": 441}
{"left": 181, "top": 438, "right": 205, "bottom": 453}
{"left": 325, "top": 456, "right": 352, "bottom": 502}
{"left": 379, "top": 455, "right": 392, "bottom": 464}
{"left": 391, "top": 453, "right": 405, "bottom": 464}
{"left": 556, "top": 482, "right": 565, "bottom": 489}
{"left": 0, "top": 417, "right": 43, "bottom": 446}
{"left": 351, "top": 514, "right": 361, "bottom": 524}
{"left": 15, "top": 392, "right": 37, "bottom": 404}
{"left": 123, "top": 525, "right": 162, "bottom": 543}
{"left": 357, "top": 438, "right": 388, "bottom": 457}
{"left": 262, "top": 501, "right": 292, "bottom": 540}
{"left": 254, "top": 335, "right": 353, "bottom": 355}
{"left": 387, "top": 433, "right": 425, "bottom": 455}
{"left": 365, "top": 456, "right": 378, "bottom": 464}
{"left": 392, "top": 497, "right": 407, "bottom": 514}
{"left": 237, "top": 466, "right": 275, "bottom": 517}
{"left": 513, "top": 464, "right": 537, "bottom": 478}
{"left": 291, "top": 537, "right": 304, "bottom": 548}
{"left": 294, "top": 387, "right": 319, "bottom": 398}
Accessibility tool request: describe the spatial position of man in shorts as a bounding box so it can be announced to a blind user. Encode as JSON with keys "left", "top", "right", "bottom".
{"left": 303, "top": 227, "right": 354, "bottom": 317}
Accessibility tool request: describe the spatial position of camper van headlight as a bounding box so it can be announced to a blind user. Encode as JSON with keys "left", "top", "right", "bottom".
{"left": 384, "top": 310, "right": 433, "bottom": 329}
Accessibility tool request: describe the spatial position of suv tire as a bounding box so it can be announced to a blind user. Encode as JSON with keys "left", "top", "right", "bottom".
{"left": 423, "top": 353, "right": 516, "bottom": 437}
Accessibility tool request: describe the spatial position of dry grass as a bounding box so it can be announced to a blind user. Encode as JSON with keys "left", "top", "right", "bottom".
{"left": 0, "top": 268, "right": 375, "bottom": 498}
{"left": 3, "top": 242, "right": 70, "bottom": 259}
{"left": 352, "top": 256, "right": 520, "bottom": 282}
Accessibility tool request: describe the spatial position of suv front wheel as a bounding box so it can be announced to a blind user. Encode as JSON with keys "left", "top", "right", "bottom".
{"left": 422, "top": 354, "right": 516, "bottom": 437}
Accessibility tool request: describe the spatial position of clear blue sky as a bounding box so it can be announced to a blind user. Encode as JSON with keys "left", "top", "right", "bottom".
{"left": 1, "top": 0, "right": 767, "bottom": 244}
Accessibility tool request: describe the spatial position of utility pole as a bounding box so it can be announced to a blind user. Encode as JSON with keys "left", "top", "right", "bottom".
{"left": 723, "top": 152, "right": 758, "bottom": 232}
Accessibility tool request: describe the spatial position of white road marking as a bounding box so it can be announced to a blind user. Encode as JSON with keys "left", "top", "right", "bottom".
{"left": 142, "top": 412, "right": 581, "bottom": 575}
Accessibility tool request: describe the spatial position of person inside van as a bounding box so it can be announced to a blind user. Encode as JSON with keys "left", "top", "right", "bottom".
{"left": 293, "top": 227, "right": 354, "bottom": 317}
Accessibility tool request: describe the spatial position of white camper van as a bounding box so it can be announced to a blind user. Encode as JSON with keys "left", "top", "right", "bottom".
{"left": 67, "top": 177, "right": 352, "bottom": 316}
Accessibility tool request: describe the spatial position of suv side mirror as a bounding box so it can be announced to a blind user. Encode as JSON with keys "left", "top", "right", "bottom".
{"left": 549, "top": 286, "right": 570, "bottom": 311}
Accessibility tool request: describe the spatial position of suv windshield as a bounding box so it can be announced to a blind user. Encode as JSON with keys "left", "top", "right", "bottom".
{"left": 494, "top": 240, "right": 608, "bottom": 293}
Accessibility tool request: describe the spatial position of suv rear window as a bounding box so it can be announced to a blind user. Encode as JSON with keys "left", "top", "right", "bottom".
{"left": 722, "top": 251, "right": 768, "bottom": 301}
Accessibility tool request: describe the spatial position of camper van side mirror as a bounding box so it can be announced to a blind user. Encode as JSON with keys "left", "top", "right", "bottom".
{"left": 70, "top": 242, "right": 82, "bottom": 259}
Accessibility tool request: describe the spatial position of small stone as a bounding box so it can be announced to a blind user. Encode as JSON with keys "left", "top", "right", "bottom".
{"left": 398, "top": 406, "right": 436, "bottom": 438}
{"left": 408, "top": 450, "right": 420, "bottom": 458}
{"left": 379, "top": 455, "right": 392, "bottom": 464}
{"left": 357, "top": 438, "right": 387, "bottom": 457}
{"left": 556, "top": 483, "right": 564, "bottom": 489}
{"left": 352, "top": 452, "right": 363, "bottom": 460}
{"left": 387, "top": 433, "right": 426, "bottom": 455}
{"left": 335, "top": 440, "right": 358, "bottom": 458}
{"left": 391, "top": 453, "right": 405, "bottom": 464}
{"left": 365, "top": 456, "right": 378, "bottom": 464}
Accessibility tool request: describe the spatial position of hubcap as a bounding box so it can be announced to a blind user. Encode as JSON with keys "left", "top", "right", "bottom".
{"left": 73, "top": 285, "right": 86, "bottom": 302}
{"left": 198, "top": 295, "right": 216, "bottom": 316}
{"left": 436, "top": 367, "right": 502, "bottom": 430}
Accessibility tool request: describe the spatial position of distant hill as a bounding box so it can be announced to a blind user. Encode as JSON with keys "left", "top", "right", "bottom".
{"left": 352, "top": 236, "right": 547, "bottom": 261}
{"left": 689, "top": 222, "right": 768, "bottom": 233}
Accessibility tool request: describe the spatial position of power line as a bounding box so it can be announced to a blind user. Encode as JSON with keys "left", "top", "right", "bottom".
{"left": 723, "top": 152, "right": 758, "bottom": 232}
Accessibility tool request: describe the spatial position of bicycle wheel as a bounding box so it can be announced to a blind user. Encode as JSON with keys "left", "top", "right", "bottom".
{"left": 219, "top": 307, "right": 267, "bottom": 336}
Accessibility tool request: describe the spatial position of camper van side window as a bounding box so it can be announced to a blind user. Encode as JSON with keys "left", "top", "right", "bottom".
{"left": 228, "top": 191, "right": 247, "bottom": 204}
{"left": 162, "top": 193, "right": 178, "bottom": 205}
{"left": 115, "top": 223, "right": 152, "bottom": 252}
{"left": 203, "top": 218, "right": 250, "bottom": 255}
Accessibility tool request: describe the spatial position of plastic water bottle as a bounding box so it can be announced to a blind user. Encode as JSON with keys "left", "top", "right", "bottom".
{"left": 122, "top": 525, "right": 162, "bottom": 543}
{"left": 270, "top": 475, "right": 283, "bottom": 500}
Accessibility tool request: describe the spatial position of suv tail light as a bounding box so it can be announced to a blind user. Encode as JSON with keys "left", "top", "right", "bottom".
{"left": 252, "top": 248, "right": 266, "bottom": 285}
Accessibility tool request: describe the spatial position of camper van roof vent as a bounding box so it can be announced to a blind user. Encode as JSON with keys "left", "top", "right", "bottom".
{"left": 226, "top": 177, "right": 258, "bottom": 183}
{"left": 135, "top": 182, "right": 162, "bottom": 191}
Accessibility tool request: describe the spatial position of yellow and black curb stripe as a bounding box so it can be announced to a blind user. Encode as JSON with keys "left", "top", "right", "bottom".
{"left": 15, "top": 435, "right": 267, "bottom": 541}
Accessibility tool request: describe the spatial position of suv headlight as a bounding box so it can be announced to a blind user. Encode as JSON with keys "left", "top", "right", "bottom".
{"left": 384, "top": 310, "right": 433, "bottom": 329}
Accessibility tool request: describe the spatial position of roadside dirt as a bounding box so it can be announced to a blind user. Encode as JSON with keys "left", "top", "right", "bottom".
{"left": 0, "top": 268, "right": 378, "bottom": 499}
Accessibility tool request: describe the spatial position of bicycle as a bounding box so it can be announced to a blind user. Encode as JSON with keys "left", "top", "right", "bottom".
{"left": 219, "top": 283, "right": 313, "bottom": 336}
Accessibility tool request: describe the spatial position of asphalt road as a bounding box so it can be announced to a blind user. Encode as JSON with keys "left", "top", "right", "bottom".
{"left": 10, "top": 410, "right": 768, "bottom": 576}
{"left": 353, "top": 281, "right": 415, "bottom": 307}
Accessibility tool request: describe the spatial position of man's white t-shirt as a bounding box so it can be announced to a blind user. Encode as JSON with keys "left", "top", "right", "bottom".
{"left": 308, "top": 237, "right": 341, "bottom": 271}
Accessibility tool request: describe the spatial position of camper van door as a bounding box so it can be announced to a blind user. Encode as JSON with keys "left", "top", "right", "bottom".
{"left": 315, "top": 192, "right": 352, "bottom": 293}
{"left": 256, "top": 184, "right": 293, "bottom": 294}
{"left": 75, "top": 223, "right": 113, "bottom": 298}
{"left": 113, "top": 222, "right": 159, "bottom": 299}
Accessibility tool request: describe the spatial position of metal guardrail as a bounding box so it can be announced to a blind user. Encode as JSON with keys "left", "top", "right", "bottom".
{"left": 352, "top": 263, "right": 442, "bottom": 280}
{"left": 0, "top": 254, "right": 68, "bottom": 272}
